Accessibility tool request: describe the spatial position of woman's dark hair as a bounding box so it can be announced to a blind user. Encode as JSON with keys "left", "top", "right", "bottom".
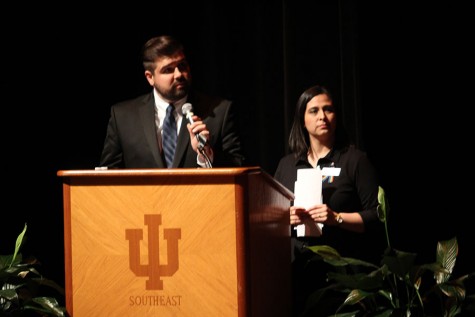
{"left": 288, "top": 84, "right": 350, "bottom": 158}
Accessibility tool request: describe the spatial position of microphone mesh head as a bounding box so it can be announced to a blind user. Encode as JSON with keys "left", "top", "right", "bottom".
{"left": 182, "top": 103, "right": 193, "bottom": 114}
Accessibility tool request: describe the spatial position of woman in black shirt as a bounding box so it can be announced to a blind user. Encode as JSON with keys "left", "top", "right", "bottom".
{"left": 274, "top": 84, "right": 385, "bottom": 316}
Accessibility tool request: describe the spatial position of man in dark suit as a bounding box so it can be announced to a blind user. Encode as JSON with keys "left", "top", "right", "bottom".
{"left": 100, "top": 35, "right": 245, "bottom": 168}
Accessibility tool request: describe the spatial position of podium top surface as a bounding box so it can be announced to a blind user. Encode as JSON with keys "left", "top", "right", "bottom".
{"left": 57, "top": 166, "right": 262, "bottom": 178}
{"left": 57, "top": 166, "right": 294, "bottom": 199}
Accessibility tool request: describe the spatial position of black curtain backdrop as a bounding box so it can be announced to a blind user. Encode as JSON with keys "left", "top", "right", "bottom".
{"left": 2, "top": 1, "right": 473, "bottom": 287}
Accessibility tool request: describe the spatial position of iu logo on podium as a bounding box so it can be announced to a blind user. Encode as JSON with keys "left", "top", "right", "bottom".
{"left": 125, "top": 214, "right": 182, "bottom": 290}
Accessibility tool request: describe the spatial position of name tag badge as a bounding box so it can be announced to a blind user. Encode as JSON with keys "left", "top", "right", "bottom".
{"left": 321, "top": 167, "right": 341, "bottom": 176}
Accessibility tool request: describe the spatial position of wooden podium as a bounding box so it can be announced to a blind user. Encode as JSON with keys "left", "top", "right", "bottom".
{"left": 57, "top": 167, "right": 293, "bottom": 317}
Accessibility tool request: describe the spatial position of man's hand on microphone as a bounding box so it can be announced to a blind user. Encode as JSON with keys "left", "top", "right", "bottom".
{"left": 186, "top": 114, "right": 211, "bottom": 153}
{"left": 182, "top": 104, "right": 213, "bottom": 168}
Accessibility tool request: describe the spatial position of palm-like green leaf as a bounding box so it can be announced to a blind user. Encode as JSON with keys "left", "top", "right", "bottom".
{"left": 25, "top": 297, "right": 67, "bottom": 317}
{"left": 343, "top": 289, "right": 370, "bottom": 305}
{"left": 377, "top": 186, "right": 388, "bottom": 223}
{"left": 1, "top": 223, "right": 68, "bottom": 316}
{"left": 328, "top": 266, "right": 386, "bottom": 290}
{"left": 307, "top": 245, "right": 379, "bottom": 268}
{"left": 439, "top": 282, "right": 466, "bottom": 302}
{"left": 307, "top": 244, "right": 341, "bottom": 257}
{"left": 377, "top": 186, "right": 391, "bottom": 248}
{"left": 0, "top": 255, "right": 15, "bottom": 270}
{"left": 435, "top": 237, "right": 458, "bottom": 284}
{"left": 9, "top": 223, "right": 27, "bottom": 268}
{"left": 377, "top": 289, "right": 394, "bottom": 305}
{"left": 301, "top": 187, "right": 475, "bottom": 316}
{"left": 0, "top": 288, "right": 18, "bottom": 302}
{"left": 381, "top": 249, "right": 417, "bottom": 278}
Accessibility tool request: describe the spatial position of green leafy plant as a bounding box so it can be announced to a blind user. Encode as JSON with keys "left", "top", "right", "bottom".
{"left": 303, "top": 187, "right": 475, "bottom": 316}
{"left": 0, "top": 224, "right": 68, "bottom": 317}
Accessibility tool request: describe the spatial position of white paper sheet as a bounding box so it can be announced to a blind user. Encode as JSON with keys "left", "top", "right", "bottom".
{"left": 294, "top": 168, "right": 324, "bottom": 237}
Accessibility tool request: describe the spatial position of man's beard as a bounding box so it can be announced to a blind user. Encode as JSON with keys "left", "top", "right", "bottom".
{"left": 158, "top": 80, "right": 191, "bottom": 101}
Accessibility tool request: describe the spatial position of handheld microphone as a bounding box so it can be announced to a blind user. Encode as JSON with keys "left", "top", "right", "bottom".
{"left": 181, "top": 103, "right": 207, "bottom": 149}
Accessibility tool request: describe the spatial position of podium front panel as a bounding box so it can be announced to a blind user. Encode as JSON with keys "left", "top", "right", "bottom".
{"left": 58, "top": 168, "right": 293, "bottom": 317}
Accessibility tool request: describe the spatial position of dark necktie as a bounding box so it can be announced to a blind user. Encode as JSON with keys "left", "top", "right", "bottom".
{"left": 163, "top": 104, "right": 177, "bottom": 168}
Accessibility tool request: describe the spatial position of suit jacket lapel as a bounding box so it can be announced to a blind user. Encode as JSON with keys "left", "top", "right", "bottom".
{"left": 172, "top": 92, "right": 207, "bottom": 167}
{"left": 173, "top": 118, "right": 190, "bottom": 167}
{"left": 139, "top": 94, "right": 166, "bottom": 168}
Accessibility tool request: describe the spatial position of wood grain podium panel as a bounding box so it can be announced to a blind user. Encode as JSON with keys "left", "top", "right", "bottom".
{"left": 58, "top": 167, "right": 293, "bottom": 317}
